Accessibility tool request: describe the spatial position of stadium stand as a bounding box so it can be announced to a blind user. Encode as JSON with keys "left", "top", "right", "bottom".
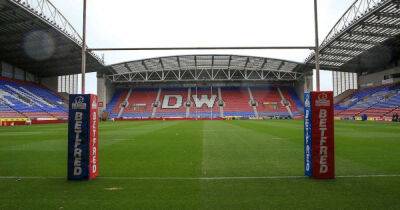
{"left": 286, "top": 87, "right": 304, "bottom": 111}
{"left": 106, "top": 86, "right": 303, "bottom": 119}
{"left": 0, "top": 77, "right": 67, "bottom": 119}
{"left": 221, "top": 87, "right": 254, "bottom": 118}
{"left": 335, "top": 83, "right": 400, "bottom": 118}
{"left": 105, "top": 89, "right": 125, "bottom": 118}
{"left": 252, "top": 87, "right": 290, "bottom": 117}
{"left": 0, "top": 102, "right": 25, "bottom": 118}
{"left": 120, "top": 88, "right": 158, "bottom": 118}
{"left": 387, "top": 108, "right": 400, "bottom": 118}
{"left": 156, "top": 88, "right": 188, "bottom": 118}
{"left": 189, "top": 87, "right": 220, "bottom": 118}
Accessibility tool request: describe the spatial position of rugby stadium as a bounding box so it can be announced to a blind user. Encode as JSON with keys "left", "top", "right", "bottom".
{"left": 0, "top": 0, "right": 400, "bottom": 209}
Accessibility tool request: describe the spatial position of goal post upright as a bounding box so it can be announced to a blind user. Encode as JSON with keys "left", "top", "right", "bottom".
{"left": 303, "top": 0, "right": 335, "bottom": 180}
{"left": 314, "top": 0, "right": 321, "bottom": 91}
{"left": 81, "top": 0, "right": 87, "bottom": 94}
{"left": 68, "top": 0, "right": 99, "bottom": 182}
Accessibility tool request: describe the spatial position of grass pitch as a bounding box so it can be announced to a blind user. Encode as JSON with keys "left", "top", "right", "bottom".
{"left": 0, "top": 120, "right": 399, "bottom": 209}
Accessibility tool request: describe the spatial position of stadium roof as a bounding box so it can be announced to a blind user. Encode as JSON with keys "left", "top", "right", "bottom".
{"left": 2, "top": 0, "right": 400, "bottom": 82}
{"left": 106, "top": 55, "right": 308, "bottom": 83}
{"left": 306, "top": 0, "right": 400, "bottom": 73}
{"left": 0, "top": 0, "right": 104, "bottom": 77}
{"left": 108, "top": 0, "right": 400, "bottom": 82}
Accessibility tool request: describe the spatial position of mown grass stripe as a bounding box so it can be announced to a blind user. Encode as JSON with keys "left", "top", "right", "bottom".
{"left": 1, "top": 174, "right": 400, "bottom": 180}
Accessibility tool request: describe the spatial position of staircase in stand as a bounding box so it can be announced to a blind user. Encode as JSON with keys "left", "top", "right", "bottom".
{"left": 117, "top": 88, "right": 133, "bottom": 118}
{"left": 278, "top": 87, "right": 293, "bottom": 118}
{"left": 247, "top": 87, "right": 259, "bottom": 118}
{"left": 186, "top": 88, "right": 191, "bottom": 118}
{"left": 152, "top": 88, "right": 162, "bottom": 118}
{"left": 218, "top": 87, "right": 224, "bottom": 118}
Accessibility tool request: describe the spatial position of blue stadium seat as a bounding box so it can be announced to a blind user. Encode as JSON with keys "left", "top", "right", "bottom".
{"left": 0, "top": 78, "right": 67, "bottom": 119}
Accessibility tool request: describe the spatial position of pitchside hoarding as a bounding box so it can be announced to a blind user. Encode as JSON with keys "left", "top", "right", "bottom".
{"left": 304, "top": 91, "right": 335, "bottom": 179}
{"left": 68, "top": 94, "right": 99, "bottom": 180}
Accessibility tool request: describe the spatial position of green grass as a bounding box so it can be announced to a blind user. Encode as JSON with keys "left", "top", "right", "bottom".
{"left": 0, "top": 120, "right": 399, "bottom": 209}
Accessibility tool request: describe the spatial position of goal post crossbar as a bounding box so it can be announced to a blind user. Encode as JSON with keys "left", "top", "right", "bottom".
{"left": 87, "top": 46, "right": 316, "bottom": 51}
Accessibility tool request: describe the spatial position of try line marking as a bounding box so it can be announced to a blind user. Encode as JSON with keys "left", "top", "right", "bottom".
{"left": 0, "top": 174, "right": 400, "bottom": 180}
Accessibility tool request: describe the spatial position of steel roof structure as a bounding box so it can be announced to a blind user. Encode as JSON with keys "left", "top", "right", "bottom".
{"left": 306, "top": 0, "right": 400, "bottom": 73}
{"left": 107, "top": 55, "right": 307, "bottom": 83}
{"left": 108, "top": 0, "right": 400, "bottom": 83}
{"left": 2, "top": 0, "right": 400, "bottom": 83}
{"left": 0, "top": 0, "right": 104, "bottom": 77}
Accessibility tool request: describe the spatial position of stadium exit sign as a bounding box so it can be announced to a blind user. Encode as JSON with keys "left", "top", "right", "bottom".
{"left": 304, "top": 91, "right": 335, "bottom": 179}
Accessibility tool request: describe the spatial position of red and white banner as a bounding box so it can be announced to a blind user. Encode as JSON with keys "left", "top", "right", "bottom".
{"left": 89, "top": 95, "right": 99, "bottom": 179}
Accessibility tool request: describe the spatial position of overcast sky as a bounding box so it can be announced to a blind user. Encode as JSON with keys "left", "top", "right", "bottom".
{"left": 50, "top": 0, "right": 354, "bottom": 94}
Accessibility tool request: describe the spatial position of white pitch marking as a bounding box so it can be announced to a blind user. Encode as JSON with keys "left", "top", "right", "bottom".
{"left": 0, "top": 174, "right": 400, "bottom": 180}
{"left": 104, "top": 187, "right": 123, "bottom": 191}
{"left": 271, "top": 138, "right": 285, "bottom": 140}
{"left": 111, "top": 139, "right": 134, "bottom": 141}
{"left": 0, "top": 132, "right": 44, "bottom": 136}
{"left": 336, "top": 174, "right": 400, "bottom": 178}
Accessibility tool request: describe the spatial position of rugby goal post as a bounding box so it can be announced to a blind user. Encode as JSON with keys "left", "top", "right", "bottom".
{"left": 71, "top": 0, "right": 332, "bottom": 181}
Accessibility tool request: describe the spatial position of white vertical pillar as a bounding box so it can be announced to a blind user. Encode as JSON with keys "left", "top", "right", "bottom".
{"left": 314, "top": 0, "right": 321, "bottom": 91}
{"left": 81, "top": 0, "right": 87, "bottom": 94}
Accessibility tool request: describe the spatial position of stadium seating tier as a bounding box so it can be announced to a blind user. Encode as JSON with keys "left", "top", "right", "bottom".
{"left": 335, "top": 83, "right": 400, "bottom": 119}
{"left": 107, "top": 86, "right": 303, "bottom": 119}
{"left": 0, "top": 77, "right": 67, "bottom": 119}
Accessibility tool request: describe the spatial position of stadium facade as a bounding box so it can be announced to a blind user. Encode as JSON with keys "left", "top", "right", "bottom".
{"left": 0, "top": 0, "right": 400, "bottom": 124}
{"left": 96, "top": 55, "right": 312, "bottom": 119}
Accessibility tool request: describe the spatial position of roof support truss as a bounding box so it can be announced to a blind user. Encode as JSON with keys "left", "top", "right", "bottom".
{"left": 107, "top": 68, "right": 302, "bottom": 83}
